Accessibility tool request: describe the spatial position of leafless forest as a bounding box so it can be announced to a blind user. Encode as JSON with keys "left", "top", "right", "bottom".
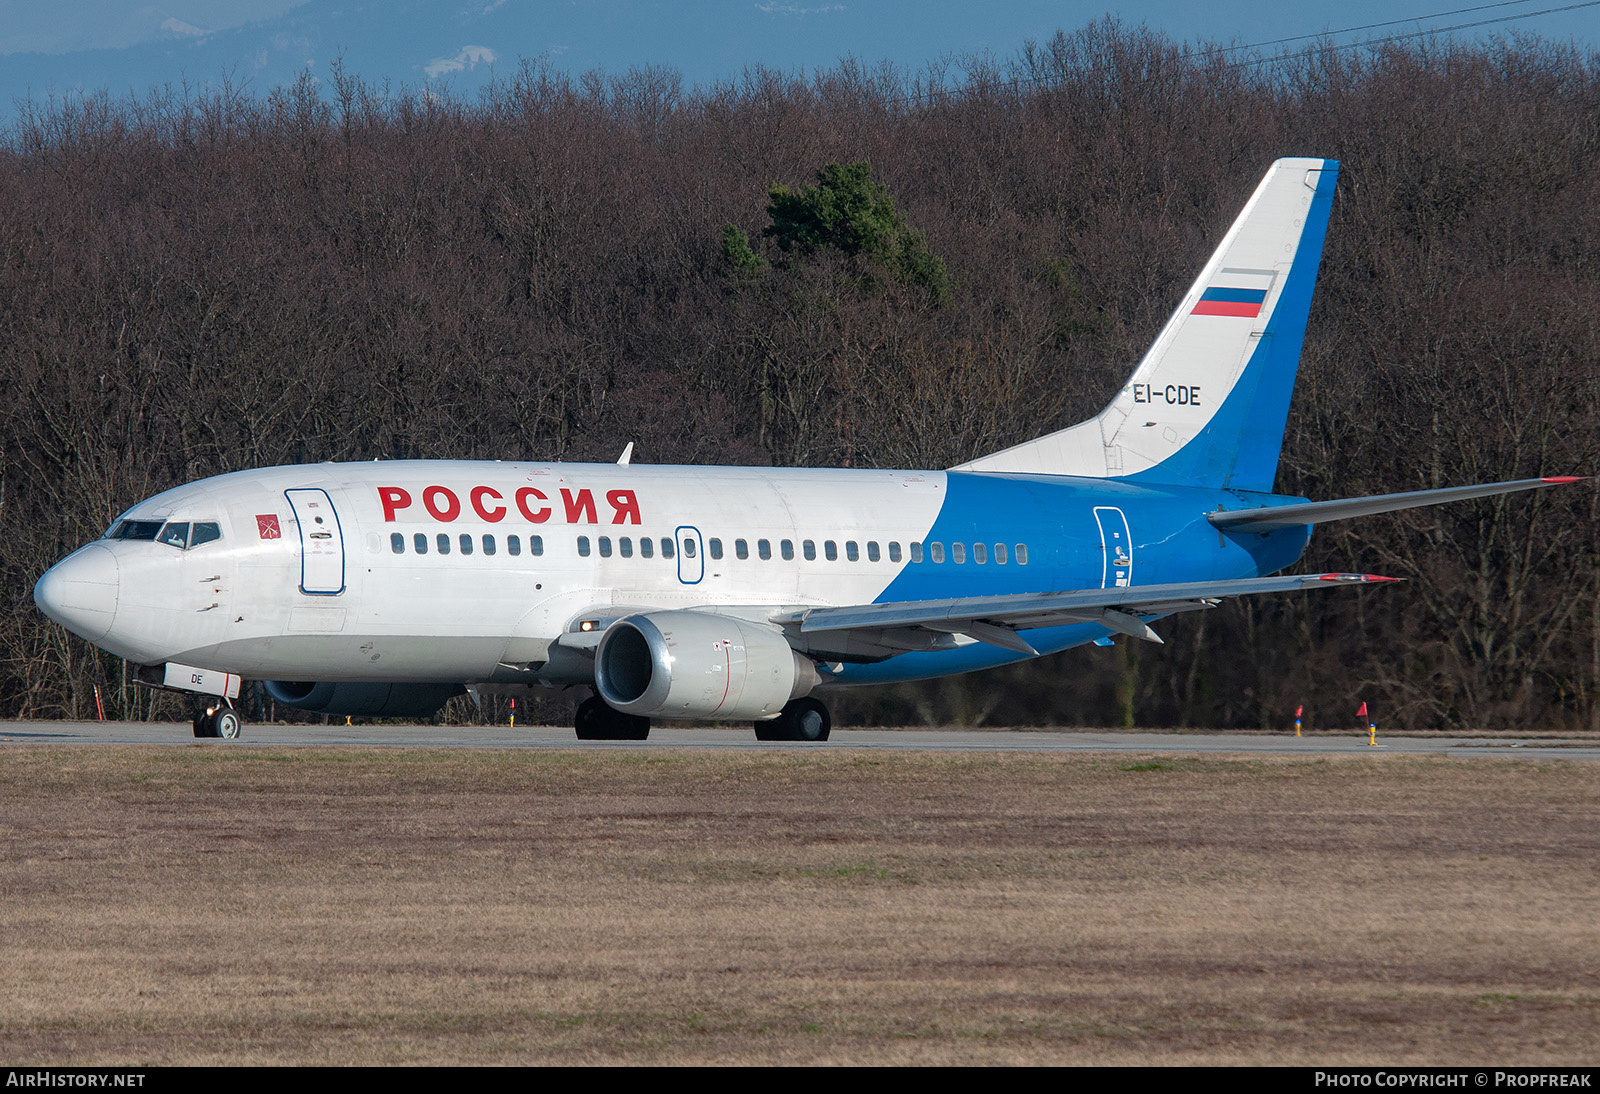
{"left": 3, "top": 21, "right": 1597, "bottom": 729}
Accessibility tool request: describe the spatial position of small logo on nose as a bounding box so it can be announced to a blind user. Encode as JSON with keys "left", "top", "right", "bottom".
{"left": 256, "top": 514, "right": 281, "bottom": 539}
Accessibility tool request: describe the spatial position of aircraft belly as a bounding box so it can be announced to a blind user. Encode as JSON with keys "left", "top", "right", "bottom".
{"left": 201, "top": 633, "right": 509, "bottom": 681}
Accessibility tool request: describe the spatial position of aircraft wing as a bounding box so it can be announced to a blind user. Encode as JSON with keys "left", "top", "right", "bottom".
{"left": 788, "top": 572, "right": 1397, "bottom": 657}
{"left": 1210, "top": 477, "right": 1584, "bottom": 532}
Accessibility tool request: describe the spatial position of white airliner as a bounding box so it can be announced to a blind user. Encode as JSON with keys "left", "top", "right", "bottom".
{"left": 33, "top": 158, "right": 1580, "bottom": 739}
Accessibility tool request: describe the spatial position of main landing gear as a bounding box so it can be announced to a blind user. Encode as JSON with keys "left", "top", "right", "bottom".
{"left": 193, "top": 701, "right": 242, "bottom": 739}
{"left": 574, "top": 695, "right": 650, "bottom": 740}
{"left": 755, "top": 697, "right": 832, "bottom": 742}
{"left": 572, "top": 695, "right": 833, "bottom": 742}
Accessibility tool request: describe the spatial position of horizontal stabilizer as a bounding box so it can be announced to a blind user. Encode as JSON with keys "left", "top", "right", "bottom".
{"left": 1209, "top": 477, "right": 1586, "bottom": 532}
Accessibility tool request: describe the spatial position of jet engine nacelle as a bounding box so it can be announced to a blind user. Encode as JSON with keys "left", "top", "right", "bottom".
{"left": 594, "top": 611, "right": 820, "bottom": 720}
{"left": 262, "top": 680, "right": 464, "bottom": 718}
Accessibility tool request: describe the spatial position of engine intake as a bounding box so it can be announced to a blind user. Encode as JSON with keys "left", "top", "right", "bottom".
{"left": 594, "top": 611, "right": 818, "bottom": 720}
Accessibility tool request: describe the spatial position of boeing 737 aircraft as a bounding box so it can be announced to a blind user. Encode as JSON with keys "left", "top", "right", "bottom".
{"left": 32, "top": 158, "right": 1580, "bottom": 739}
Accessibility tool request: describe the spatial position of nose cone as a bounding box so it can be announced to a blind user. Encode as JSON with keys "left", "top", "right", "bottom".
{"left": 34, "top": 544, "right": 120, "bottom": 642}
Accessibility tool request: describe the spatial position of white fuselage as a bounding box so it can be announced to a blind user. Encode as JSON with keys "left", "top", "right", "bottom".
{"left": 69, "top": 461, "right": 950, "bottom": 681}
{"left": 38, "top": 458, "right": 1309, "bottom": 695}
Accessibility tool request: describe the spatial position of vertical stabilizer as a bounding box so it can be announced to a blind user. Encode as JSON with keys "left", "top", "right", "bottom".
{"left": 955, "top": 158, "right": 1338, "bottom": 492}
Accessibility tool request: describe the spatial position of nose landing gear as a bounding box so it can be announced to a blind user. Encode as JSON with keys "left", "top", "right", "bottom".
{"left": 193, "top": 702, "right": 242, "bottom": 739}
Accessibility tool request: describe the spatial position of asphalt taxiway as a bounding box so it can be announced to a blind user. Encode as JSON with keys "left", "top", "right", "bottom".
{"left": 4, "top": 720, "right": 1598, "bottom": 759}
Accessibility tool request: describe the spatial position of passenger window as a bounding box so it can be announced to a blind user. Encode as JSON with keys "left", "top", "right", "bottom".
{"left": 620, "top": 537, "right": 633, "bottom": 558}
{"left": 930, "top": 542, "right": 945, "bottom": 564}
{"left": 190, "top": 522, "right": 222, "bottom": 547}
{"left": 1015, "top": 543, "right": 1028, "bottom": 565}
{"left": 846, "top": 541, "right": 859, "bottom": 562}
{"left": 460, "top": 533, "right": 473, "bottom": 556}
{"left": 508, "top": 534, "right": 521, "bottom": 557}
{"left": 599, "top": 536, "right": 612, "bottom": 558}
{"left": 889, "top": 542, "right": 902, "bottom": 563}
{"left": 824, "top": 541, "right": 837, "bottom": 561}
{"left": 972, "top": 542, "right": 986, "bottom": 565}
{"left": 640, "top": 537, "right": 654, "bottom": 559}
{"left": 910, "top": 542, "right": 923, "bottom": 563}
{"left": 391, "top": 533, "right": 405, "bottom": 554}
{"left": 867, "top": 541, "right": 879, "bottom": 562}
{"left": 994, "top": 542, "right": 1007, "bottom": 565}
{"left": 781, "top": 540, "right": 794, "bottom": 561}
{"left": 709, "top": 538, "right": 723, "bottom": 560}
{"left": 683, "top": 539, "right": 696, "bottom": 558}
{"left": 531, "top": 535, "right": 544, "bottom": 556}
{"left": 661, "top": 538, "right": 675, "bottom": 559}
{"left": 483, "top": 535, "right": 496, "bottom": 556}
{"left": 413, "top": 533, "right": 428, "bottom": 555}
{"left": 158, "top": 522, "right": 189, "bottom": 549}
{"left": 437, "top": 533, "right": 451, "bottom": 555}
{"left": 735, "top": 539, "right": 748, "bottom": 560}
{"left": 577, "top": 536, "right": 591, "bottom": 557}
{"left": 803, "top": 540, "right": 816, "bottom": 561}
{"left": 758, "top": 539, "right": 772, "bottom": 560}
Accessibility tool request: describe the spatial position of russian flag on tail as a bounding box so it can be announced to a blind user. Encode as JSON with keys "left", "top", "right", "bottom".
{"left": 1191, "top": 266, "right": 1277, "bottom": 318}
{"left": 1192, "top": 286, "right": 1268, "bottom": 317}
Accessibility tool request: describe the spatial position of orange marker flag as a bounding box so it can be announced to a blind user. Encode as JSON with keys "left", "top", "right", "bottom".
{"left": 1356, "top": 701, "right": 1368, "bottom": 719}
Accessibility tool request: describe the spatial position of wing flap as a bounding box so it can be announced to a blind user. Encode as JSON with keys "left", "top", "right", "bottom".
{"left": 797, "top": 572, "right": 1397, "bottom": 654}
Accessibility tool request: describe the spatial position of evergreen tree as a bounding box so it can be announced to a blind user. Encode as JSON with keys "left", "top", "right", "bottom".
{"left": 765, "top": 161, "right": 949, "bottom": 303}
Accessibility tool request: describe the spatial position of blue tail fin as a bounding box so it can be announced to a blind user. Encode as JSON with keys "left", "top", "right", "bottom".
{"left": 955, "top": 158, "right": 1339, "bottom": 493}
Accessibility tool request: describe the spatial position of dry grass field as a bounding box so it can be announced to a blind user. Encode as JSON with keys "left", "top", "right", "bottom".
{"left": 1, "top": 746, "right": 1596, "bottom": 1065}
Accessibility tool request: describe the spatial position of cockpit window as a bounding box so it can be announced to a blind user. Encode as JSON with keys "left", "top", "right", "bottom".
{"left": 107, "top": 520, "right": 164, "bottom": 541}
{"left": 107, "top": 519, "right": 222, "bottom": 548}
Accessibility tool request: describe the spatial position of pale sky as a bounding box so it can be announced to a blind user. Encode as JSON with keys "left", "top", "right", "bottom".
{"left": 2, "top": 1, "right": 1596, "bottom": 126}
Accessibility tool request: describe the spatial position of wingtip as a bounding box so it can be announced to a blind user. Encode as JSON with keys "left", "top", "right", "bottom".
{"left": 1318, "top": 573, "right": 1401, "bottom": 584}
{"left": 1541, "top": 475, "right": 1586, "bottom": 484}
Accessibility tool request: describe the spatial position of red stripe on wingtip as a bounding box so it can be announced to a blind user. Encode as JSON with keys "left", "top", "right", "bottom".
{"left": 1542, "top": 476, "right": 1585, "bottom": 483}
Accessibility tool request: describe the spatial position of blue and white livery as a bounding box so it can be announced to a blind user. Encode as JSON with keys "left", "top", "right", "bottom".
{"left": 33, "top": 159, "right": 1579, "bottom": 740}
